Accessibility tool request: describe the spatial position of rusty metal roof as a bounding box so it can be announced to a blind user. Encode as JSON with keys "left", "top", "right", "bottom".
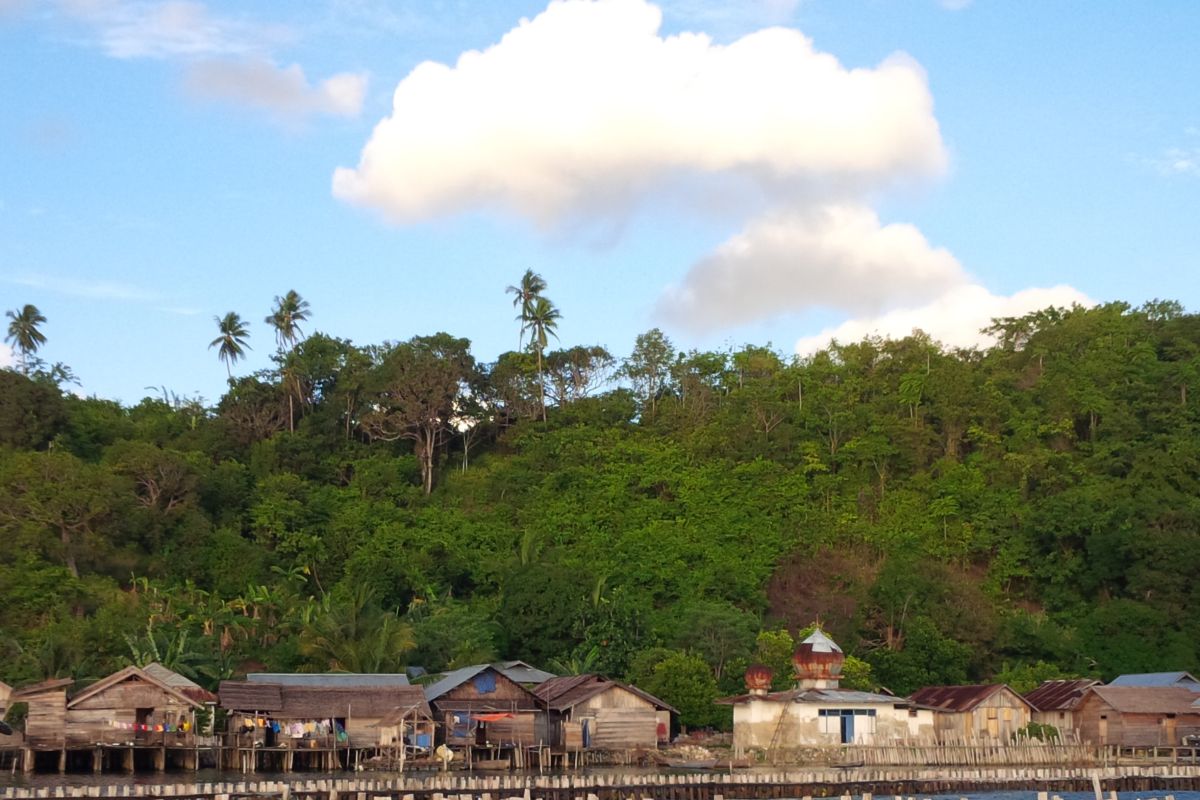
{"left": 1024, "top": 679, "right": 1101, "bottom": 712}
{"left": 533, "top": 674, "right": 676, "bottom": 713}
{"left": 533, "top": 675, "right": 607, "bottom": 709}
{"left": 908, "top": 684, "right": 1021, "bottom": 712}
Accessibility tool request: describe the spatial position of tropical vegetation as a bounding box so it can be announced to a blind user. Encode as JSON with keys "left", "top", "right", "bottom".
{"left": 1, "top": 291, "right": 1198, "bottom": 730}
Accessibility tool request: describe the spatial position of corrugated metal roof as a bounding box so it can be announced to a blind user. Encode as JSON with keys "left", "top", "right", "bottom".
{"left": 219, "top": 681, "right": 283, "bottom": 711}
{"left": 493, "top": 661, "right": 557, "bottom": 685}
{"left": 1024, "top": 679, "right": 1101, "bottom": 711}
{"left": 801, "top": 629, "right": 842, "bottom": 654}
{"left": 246, "top": 673, "right": 410, "bottom": 687}
{"left": 12, "top": 677, "right": 74, "bottom": 696}
{"left": 1089, "top": 686, "right": 1200, "bottom": 714}
{"left": 422, "top": 665, "right": 491, "bottom": 702}
{"left": 220, "top": 682, "right": 426, "bottom": 718}
{"left": 143, "top": 663, "right": 218, "bottom": 704}
{"left": 533, "top": 675, "right": 676, "bottom": 713}
{"left": 534, "top": 675, "right": 606, "bottom": 709}
{"left": 715, "top": 688, "right": 906, "bottom": 707}
{"left": 279, "top": 686, "right": 425, "bottom": 718}
{"left": 908, "top": 684, "right": 1016, "bottom": 712}
{"left": 1110, "top": 672, "right": 1200, "bottom": 689}
{"left": 68, "top": 665, "right": 208, "bottom": 710}
{"left": 799, "top": 689, "right": 907, "bottom": 705}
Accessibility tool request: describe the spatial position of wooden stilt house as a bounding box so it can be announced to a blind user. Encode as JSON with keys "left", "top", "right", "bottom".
{"left": 422, "top": 665, "right": 543, "bottom": 752}
{"left": 533, "top": 675, "right": 674, "bottom": 752}
{"left": 13, "top": 665, "right": 212, "bottom": 748}
{"left": 219, "top": 676, "right": 426, "bottom": 751}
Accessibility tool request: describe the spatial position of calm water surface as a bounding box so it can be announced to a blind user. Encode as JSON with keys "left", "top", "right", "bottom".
{"left": 1, "top": 770, "right": 1198, "bottom": 800}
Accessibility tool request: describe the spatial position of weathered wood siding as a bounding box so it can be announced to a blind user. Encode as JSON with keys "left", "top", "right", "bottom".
{"left": 931, "top": 689, "right": 1030, "bottom": 741}
{"left": 22, "top": 689, "right": 68, "bottom": 746}
{"left": 64, "top": 675, "right": 197, "bottom": 746}
{"left": 565, "top": 685, "right": 659, "bottom": 749}
{"left": 1077, "top": 693, "right": 1200, "bottom": 746}
{"left": 588, "top": 707, "right": 657, "bottom": 748}
{"left": 485, "top": 713, "right": 538, "bottom": 745}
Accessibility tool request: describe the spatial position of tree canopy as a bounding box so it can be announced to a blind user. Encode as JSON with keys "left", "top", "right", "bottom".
{"left": 2, "top": 299, "right": 1198, "bottom": 721}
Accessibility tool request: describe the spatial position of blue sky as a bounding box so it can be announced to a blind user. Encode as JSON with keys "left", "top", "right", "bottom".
{"left": 1, "top": 0, "right": 1197, "bottom": 404}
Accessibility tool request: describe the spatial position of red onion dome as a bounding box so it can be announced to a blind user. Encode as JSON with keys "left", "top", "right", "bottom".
{"left": 744, "top": 664, "right": 774, "bottom": 692}
{"left": 792, "top": 629, "right": 845, "bottom": 679}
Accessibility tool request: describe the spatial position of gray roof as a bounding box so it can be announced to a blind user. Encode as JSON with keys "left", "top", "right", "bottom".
{"left": 246, "top": 673, "right": 410, "bottom": 688}
{"left": 422, "top": 663, "right": 558, "bottom": 701}
{"left": 801, "top": 629, "right": 842, "bottom": 654}
{"left": 797, "top": 689, "right": 905, "bottom": 705}
{"left": 422, "top": 665, "right": 491, "bottom": 702}
{"left": 1110, "top": 672, "right": 1200, "bottom": 689}
{"left": 143, "top": 663, "right": 204, "bottom": 691}
{"left": 493, "top": 661, "right": 557, "bottom": 684}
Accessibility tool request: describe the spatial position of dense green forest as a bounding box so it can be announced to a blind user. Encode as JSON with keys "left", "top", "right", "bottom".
{"left": 2, "top": 293, "right": 1198, "bottom": 729}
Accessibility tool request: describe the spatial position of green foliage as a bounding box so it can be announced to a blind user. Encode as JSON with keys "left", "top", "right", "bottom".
{"left": 635, "top": 649, "right": 724, "bottom": 730}
{"left": 0, "top": 370, "right": 66, "bottom": 450}
{"left": 2, "top": 300, "right": 1199, "bottom": 710}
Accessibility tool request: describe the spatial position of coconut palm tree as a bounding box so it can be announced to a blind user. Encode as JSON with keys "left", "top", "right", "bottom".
{"left": 266, "top": 291, "right": 311, "bottom": 431}
{"left": 209, "top": 312, "right": 251, "bottom": 378}
{"left": 5, "top": 304, "right": 47, "bottom": 373}
{"left": 506, "top": 269, "right": 547, "bottom": 348}
{"left": 265, "top": 290, "right": 311, "bottom": 352}
{"left": 521, "top": 295, "right": 561, "bottom": 423}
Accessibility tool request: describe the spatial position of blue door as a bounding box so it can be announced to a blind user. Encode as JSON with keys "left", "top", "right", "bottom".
{"left": 840, "top": 713, "right": 854, "bottom": 744}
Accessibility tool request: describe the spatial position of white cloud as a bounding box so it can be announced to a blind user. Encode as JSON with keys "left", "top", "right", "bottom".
{"left": 5, "top": 274, "right": 159, "bottom": 302}
{"left": 333, "top": 0, "right": 946, "bottom": 226}
{"left": 793, "top": 284, "right": 1094, "bottom": 355}
{"left": 1155, "top": 147, "right": 1200, "bottom": 177}
{"left": 58, "top": 0, "right": 289, "bottom": 60}
{"left": 657, "top": 204, "right": 967, "bottom": 330}
{"left": 0, "top": 343, "right": 12, "bottom": 369}
{"left": 186, "top": 60, "right": 368, "bottom": 118}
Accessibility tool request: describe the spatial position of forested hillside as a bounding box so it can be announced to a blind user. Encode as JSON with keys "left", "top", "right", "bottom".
{"left": 2, "top": 299, "right": 1198, "bottom": 728}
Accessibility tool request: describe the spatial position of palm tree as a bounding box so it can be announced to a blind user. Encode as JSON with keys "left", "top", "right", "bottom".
{"left": 506, "top": 269, "right": 547, "bottom": 349}
{"left": 5, "top": 304, "right": 47, "bottom": 373}
{"left": 299, "top": 586, "right": 415, "bottom": 672}
{"left": 521, "top": 295, "right": 561, "bottom": 423}
{"left": 266, "top": 290, "right": 311, "bottom": 431}
{"left": 265, "top": 290, "right": 311, "bottom": 352}
{"left": 209, "top": 312, "right": 251, "bottom": 378}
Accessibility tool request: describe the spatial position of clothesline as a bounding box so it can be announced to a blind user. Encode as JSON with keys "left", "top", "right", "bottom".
{"left": 106, "top": 720, "right": 190, "bottom": 732}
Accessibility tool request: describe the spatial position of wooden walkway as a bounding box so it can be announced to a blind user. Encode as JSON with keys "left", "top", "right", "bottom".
{"left": 6, "top": 764, "right": 1200, "bottom": 800}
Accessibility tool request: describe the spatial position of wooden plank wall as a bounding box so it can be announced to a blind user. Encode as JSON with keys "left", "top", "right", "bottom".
{"left": 484, "top": 713, "right": 537, "bottom": 746}
{"left": 590, "top": 708, "right": 657, "bottom": 749}
{"left": 22, "top": 690, "right": 67, "bottom": 746}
